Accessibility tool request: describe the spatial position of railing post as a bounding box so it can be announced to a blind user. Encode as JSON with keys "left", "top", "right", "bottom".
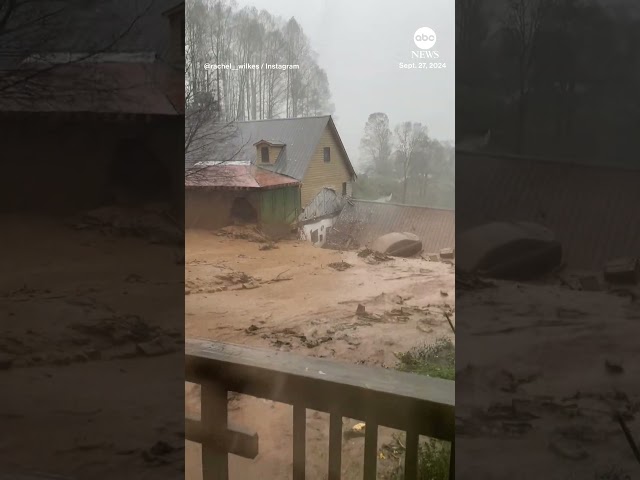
{"left": 328, "top": 412, "right": 342, "bottom": 480}
{"left": 362, "top": 417, "right": 378, "bottom": 480}
{"left": 292, "top": 405, "right": 306, "bottom": 480}
{"left": 201, "top": 381, "right": 229, "bottom": 480}
{"left": 403, "top": 428, "right": 419, "bottom": 480}
{"left": 449, "top": 440, "right": 455, "bottom": 480}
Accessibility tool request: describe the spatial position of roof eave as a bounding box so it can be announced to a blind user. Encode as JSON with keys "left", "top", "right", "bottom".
{"left": 327, "top": 116, "right": 357, "bottom": 179}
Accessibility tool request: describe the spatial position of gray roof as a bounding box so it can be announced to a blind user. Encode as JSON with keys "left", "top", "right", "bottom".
{"left": 194, "top": 116, "right": 355, "bottom": 181}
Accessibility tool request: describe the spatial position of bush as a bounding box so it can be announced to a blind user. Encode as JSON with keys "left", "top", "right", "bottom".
{"left": 394, "top": 337, "right": 455, "bottom": 380}
{"left": 387, "top": 337, "right": 454, "bottom": 479}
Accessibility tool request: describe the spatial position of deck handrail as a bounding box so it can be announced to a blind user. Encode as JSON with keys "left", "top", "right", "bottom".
{"left": 186, "top": 338, "right": 455, "bottom": 480}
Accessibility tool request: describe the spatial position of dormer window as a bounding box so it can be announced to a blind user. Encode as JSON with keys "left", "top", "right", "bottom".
{"left": 254, "top": 139, "right": 285, "bottom": 165}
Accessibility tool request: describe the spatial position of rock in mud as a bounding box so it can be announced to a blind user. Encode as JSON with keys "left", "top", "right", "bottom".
{"left": 578, "top": 275, "right": 601, "bottom": 291}
{"left": 328, "top": 261, "right": 353, "bottom": 271}
{"left": 440, "top": 247, "right": 455, "bottom": 260}
{"left": 345, "top": 422, "right": 366, "bottom": 439}
{"left": 137, "top": 337, "right": 175, "bottom": 357}
{"left": 0, "top": 353, "right": 15, "bottom": 370}
{"left": 548, "top": 437, "right": 589, "bottom": 460}
{"left": 604, "top": 257, "right": 639, "bottom": 285}
{"left": 150, "top": 440, "right": 176, "bottom": 456}
{"left": 356, "top": 304, "right": 366, "bottom": 316}
{"left": 604, "top": 358, "right": 624, "bottom": 374}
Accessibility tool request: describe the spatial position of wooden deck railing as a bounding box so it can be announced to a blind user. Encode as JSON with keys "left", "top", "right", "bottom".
{"left": 186, "top": 338, "right": 455, "bottom": 480}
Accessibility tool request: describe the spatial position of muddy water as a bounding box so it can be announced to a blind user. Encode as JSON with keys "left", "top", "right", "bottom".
{"left": 185, "top": 229, "right": 455, "bottom": 480}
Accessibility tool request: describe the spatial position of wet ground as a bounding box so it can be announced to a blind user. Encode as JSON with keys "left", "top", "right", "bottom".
{"left": 185, "top": 227, "right": 455, "bottom": 480}
{"left": 456, "top": 278, "right": 640, "bottom": 480}
{"left": 1, "top": 213, "right": 184, "bottom": 479}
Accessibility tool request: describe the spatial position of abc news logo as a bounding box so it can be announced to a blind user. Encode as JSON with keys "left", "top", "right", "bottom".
{"left": 412, "top": 27, "right": 439, "bottom": 58}
{"left": 414, "top": 27, "right": 437, "bottom": 50}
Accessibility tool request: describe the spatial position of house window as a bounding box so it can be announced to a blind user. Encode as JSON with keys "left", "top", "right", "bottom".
{"left": 323, "top": 147, "right": 330, "bottom": 163}
{"left": 261, "top": 146, "right": 269, "bottom": 163}
{"left": 342, "top": 182, "right": 347, "bottom": 196}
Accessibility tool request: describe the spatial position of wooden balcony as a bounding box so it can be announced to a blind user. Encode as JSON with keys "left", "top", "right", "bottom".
{"left": 186, "top": 338, "right": 455, "bottom": 479}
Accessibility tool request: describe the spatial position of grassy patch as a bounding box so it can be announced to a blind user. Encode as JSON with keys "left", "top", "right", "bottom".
{"left": 386, "top": 337, "right": 454, "bottom": 480}
{"left": 394, "top": 337, "right": 455, "bottom": 380}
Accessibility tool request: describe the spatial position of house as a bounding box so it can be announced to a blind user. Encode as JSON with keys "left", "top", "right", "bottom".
{"left": 185, "top": 164, "right": 301, "bottom": 235}
{"left": 0, "top": 1, "right": 184, "bottom": 216}
{"left": 456, "top": 149, "right": 640, "bottom": 269}
{"left": 193, "top": 116, "right": 357, "bottom": 211}
{"left": 327, "top": 199, "right": 455, "bottom": 253}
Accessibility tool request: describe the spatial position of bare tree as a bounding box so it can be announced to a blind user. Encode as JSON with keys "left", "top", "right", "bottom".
{"left": 393, "top": 122, "right": 429, "bottom": 204}
{"left": 502, "top": 0, "right": 554, "bottom": 153}
{"left": 359, "top": 112, "right": 394, "bottom": 175}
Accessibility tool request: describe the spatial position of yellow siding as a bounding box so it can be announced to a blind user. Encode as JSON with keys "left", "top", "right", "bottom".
{"left": 255, "top": 144, "right": 282, "bottom": 165}
{"left": 301, "top": 127, "right": 353, "bottom": 207}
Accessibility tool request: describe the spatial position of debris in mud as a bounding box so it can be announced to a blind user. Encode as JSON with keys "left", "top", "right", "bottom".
{"left": 492, "top": 369, "right": 540, "bottom": 393}
{"left": 70, "top": 205, "right": 182, "bottom": 245}
{"left": 264, "top": 269, "right": 293, "bottom": 284}
{"left": 578, "top": 275, "right": 602, "bottom": 291}
{"left": 548, "top": 433, "right": 590, "bottom": 460}
{"left": 217, "top": 272, "right": 256, "bottom": 284}
{"left": 357, "top": 248, "right": 392, "bottom": 264}
{"left": 609, "top": 288, "right": 638, "bottom": 302}
{"left": 304, "top": 335, "right": 332, "bottom": 348}
{"left": 216, "top": 225, "right": 269, "bottom": 243}
{"left": 272, "top": 339, "right": 292, "bottom": 349}
{"left": 604, "top": 257, "right": 639, "bottom": 285}
{"left": 455, "top": 272, "right": 495, "bottom": 293}
{"left": 136, "top": 337, "right": 174, "bottom": 357}
{"left": 0, "top": 353, "right": 15, "bottom": 370}
{"left": 440, "top": 247, "right": 455, "bottom": 260}
{"left": 328, "top": 261, "right": 353, "bottom": 271}
{"left": 125, "top": 273, "right": 145, "bottom": 283}
{"left": 440, "top": 290, "right": 449, "bottom": 297}
{"left": 345, "top": 422, "right": 366, "bottom": 439}
{"left": 259, "top": 242, "right": 278, "bottom": 251}
{"left": 246, "top": 324, "right": 259, "bottom": 334}
{"left": 64, "top": 316, "right": 179, "bottom": 362}
{"left": 104, "top": 344, "right": 138, "bottom": 360}
{"left": 356, "top": 304, "right": 366, "bottom": 316}
{"left": 604, "top": 358, "right": 624, "bottom": 374}
{"left": 142, "top": 440, "right": 178, "bottom": 465}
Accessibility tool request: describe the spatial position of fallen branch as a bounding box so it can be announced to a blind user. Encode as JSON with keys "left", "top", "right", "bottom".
{"left": 444, "top": 312, "right": 456, "bottom": 333}
{"left": 264, "top": 270, "right": 293, "bottom": 284}
{"left": 616, "top": 411, "right": 640, "bottom": 465}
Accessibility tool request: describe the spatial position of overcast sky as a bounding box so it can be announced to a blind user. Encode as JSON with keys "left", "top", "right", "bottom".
{"left": 236, "top": 0, "right": 455, "bottom": 169}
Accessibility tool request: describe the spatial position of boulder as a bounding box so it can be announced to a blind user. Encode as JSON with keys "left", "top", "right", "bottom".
{"left": 456, "top": 222, "right": 562, "bottom": 280}
{"left": 371, "top": 232, "right": 422, "bottom": 258}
